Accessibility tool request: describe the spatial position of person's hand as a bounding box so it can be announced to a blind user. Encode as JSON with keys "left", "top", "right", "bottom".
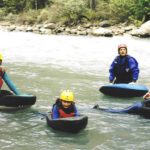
{"left": 93, "top": 104, "right": 99, "bottom": 109}
{"left": 130, "top": 82, "right": 135, "bottom": 84}
{"left": 130, "top": 80, "right": 136, "bottom": 84}
{"left": 143, "top": 92, "right": 150, "bottom": 100}
{"left": 109, "top": 80, "right": 113, "bottom": 83}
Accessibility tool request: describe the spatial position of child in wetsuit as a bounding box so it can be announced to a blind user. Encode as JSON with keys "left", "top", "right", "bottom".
{"left": 51, "top": 90, "right": 79, "bottom": 119}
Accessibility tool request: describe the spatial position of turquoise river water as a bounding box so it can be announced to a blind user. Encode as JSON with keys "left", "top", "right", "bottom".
{"left": 0, "top": 30, "right": 150, "bottom": 150}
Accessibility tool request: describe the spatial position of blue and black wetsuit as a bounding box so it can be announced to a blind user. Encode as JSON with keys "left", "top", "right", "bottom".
{"left": 93, "top": 99, "right": 150, "bottom": 118}
{"left": 109, "top": 55, "right": 139, "bottom": 84}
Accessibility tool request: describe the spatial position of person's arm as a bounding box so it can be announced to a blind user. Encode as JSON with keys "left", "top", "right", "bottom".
{"left": 52, "top": 105, "right": 59, "bottom": 119}
{"left": 74, "top": 105, "right": 79, "bottom": 117}
{"left": 129, "top": 58, "right": 139, "bottom": 82}
{"left": 3, "top": 72, "right": 20, "bottom": 95}
{"left": 93, "top": 102, "right": 142, "bottom": 114}
{"left": 109, "top": 60, "right": 116, "bottom": 82}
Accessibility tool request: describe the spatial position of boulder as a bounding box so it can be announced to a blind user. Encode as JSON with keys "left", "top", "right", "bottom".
{"left": 99, "top": 20, "right": 111, "bottom": 27}
{"left": 16, "top": 26, "right": 26, "bottom": 32}
{"left": 76, "top": 30, "right": 87, "bottom": 35}
{"left": 44, "top": 23, "right": 56, "bottom": 29}
{"left": 26, "top": 27, "right": 33, "bottom": 32}
{"left": 92, "top": 27, "right": 113, "bottom": 37}
{"left": 131, "top": 21, "right": 150, "bottom": 37}
{"left": 7, "top": 25, "right": 16, "bottom": 31}
{"left": 83, "top": 23, "right": 92, "bottom": 28}
{"left": 70, "top": 29, "right": 77, "bottom": 34}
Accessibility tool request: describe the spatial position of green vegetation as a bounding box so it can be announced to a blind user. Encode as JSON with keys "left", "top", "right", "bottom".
{"left": 0, "top": 0, "right": 149, "bottom": 26}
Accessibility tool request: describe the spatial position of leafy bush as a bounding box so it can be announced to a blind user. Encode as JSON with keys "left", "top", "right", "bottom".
{"left": 0, "top": 8, "right": 7, "bottom": 20}
{"left": 109, "top": 0, "right": 134, "bottom": 23}
{"left": 3, "top": 0, "right": 24, "bottom": 14}
{"left": 108, "top": 0, "right": 150, "bottom": 24}
{"left": 129, "top": 0, "right": 150, "bottom": 22}
{"left": 16, "top": 9, "right": 40, "bottom": 24}
{"left": 60, "top": 0, "right": 89, "bottom": 24}
{"left": 87, "top": 0, "right": 111, "bottom": 22}
{"left": 37, "top": 9, "right": 49, "bottom": 23}
{"left": 1, "top": 0, "right": 150, "bottom": 25}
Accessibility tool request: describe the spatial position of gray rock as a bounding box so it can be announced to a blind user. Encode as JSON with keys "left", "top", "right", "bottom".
{"left": 92, "top": 27, "right": 113, "bottom": 37}
{"left": 8, "top": 25, "right": 16, "bottom": 31}
{"left": 26, "top": 27, "right": 33, "bottom": 32}
{"left": 99, "top": 20, "right": 111, "bottom": 27}
{"left": 16, "top": 26, "right": 25, "bottom": 32}
{"left": 83, "top": 23, "right": 92, "bottom": 28}
{"left": 76, "top": 31, "right": 87, "bottom": 35}
{"left": 44, "top": 23, "right": 56, "bottom": 29}
{"left": 131, "top": 20, "right": 150, "bottom": 37}
{"left": 70, "top": 29, "right": 77, "bottom": 34}
{"left": 124, "top": 27, "right": 132, "bottom": 32}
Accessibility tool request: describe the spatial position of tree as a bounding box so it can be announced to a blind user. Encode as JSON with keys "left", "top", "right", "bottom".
{"left": 2, "top": 0, "right": 52, "bottom": 14}
{"left": 3, "top": 0, "right": 25, "bottom": 13}
{"left": 0, "top": 0, "right": 4, "bottom": 8}
{"left": 62, "top": 0, "right": 88, "bottom": 24}
{"left": 88, "top": 0, "right": 95, "bottom": 9}
{"left": 92, "top": 0, "right": 95, "bottom": 9}
{"left": 130, "top": 0, "right": 150, "bottom": 22}
{"left": 24, "top": 0, "right": 52, "bottom": 10}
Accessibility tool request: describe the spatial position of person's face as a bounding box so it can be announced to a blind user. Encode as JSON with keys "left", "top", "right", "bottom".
{"left": 119, "top": 48, "right": 127, "bottom": 56}
{"left": 0, "top": 60, "right": 2, "bottom": 65}
{"left": 62, "top": 100, "right": 72, "bottom": 108}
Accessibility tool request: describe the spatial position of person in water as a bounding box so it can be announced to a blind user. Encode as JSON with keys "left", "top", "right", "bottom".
{"left": 109, "top": 43, "right": 139, "bottom": 84}
{"left": 0, "top": 54, "right": 20, "bottom": 95}
{"left": 51, "top": 90, "right": 79, "bottom": 119}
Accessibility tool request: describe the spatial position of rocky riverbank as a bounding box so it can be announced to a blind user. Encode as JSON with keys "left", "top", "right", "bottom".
{"left": 0, "top": 20, "right": 150, "bottom": 38}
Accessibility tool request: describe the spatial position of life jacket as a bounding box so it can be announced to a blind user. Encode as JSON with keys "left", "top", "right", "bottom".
{"left": 0, "top": 67, "right": 5, "bottom": 88}
{"left": 51, "top": 99, "right": 76, "bottom": 118}
{"left": 113, "top": 55, "right": 138, "bottom": 80}
{"left": 58, "top": 109, "right": 75, "bottom": 118}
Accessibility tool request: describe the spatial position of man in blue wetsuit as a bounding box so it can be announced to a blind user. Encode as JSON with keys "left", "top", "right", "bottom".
{"left": 109, "top": 44, "right": 139, "bottom": 84}
{"left": 0, "top": 54, "right": 20, "bottom": 95}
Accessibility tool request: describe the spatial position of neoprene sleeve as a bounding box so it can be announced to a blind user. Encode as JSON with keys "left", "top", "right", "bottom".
{"left": 3, "top": 72, "right": 20, "bottom": 95}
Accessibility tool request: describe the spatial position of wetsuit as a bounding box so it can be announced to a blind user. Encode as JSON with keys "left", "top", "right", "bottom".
{"left": 52, "top": 100, "right": 79, "bottom": 119}
{"left": 109, "top": 55, "right": 139, "bottom": 83}
{"left": 0, "top": 67, "right": 20, "bottom": 95}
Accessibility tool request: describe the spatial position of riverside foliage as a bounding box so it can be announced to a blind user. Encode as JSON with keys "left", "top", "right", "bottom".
{"left": 0, "top": 0, "right": 149, "bottom": 25}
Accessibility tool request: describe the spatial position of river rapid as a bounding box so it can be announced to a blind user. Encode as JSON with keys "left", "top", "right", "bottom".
{"left": 0, "top": 30, "right": 150, "bottom": 150}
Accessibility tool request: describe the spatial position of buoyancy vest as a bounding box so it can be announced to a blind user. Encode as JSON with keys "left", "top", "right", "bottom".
{"left": 114, "top": 55, "right": 136, "bottom": 78}
{"left": 58, "top": 108, "right": 75, "bottom": 118}
{"left": 52, "top": 99, "right": 76, "bottom": 118}
{"left": 0, "top": 67, "right": 5, "bottom": 88}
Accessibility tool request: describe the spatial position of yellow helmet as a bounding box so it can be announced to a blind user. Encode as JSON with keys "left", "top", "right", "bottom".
{"left": 60, "top": 90, "right": 74, "bottom": 102}
{"left": 0, "top": 54, "right": 3, "bottom": 60}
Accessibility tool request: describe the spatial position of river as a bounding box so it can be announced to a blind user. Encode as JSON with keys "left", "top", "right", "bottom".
{"left": 0, "top": 30, "right": 150, "bottom": 150}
